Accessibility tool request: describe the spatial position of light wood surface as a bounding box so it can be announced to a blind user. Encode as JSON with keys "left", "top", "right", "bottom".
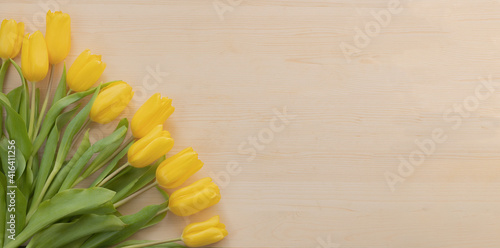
{"left": 4, "top": 0, "right": 500, "bottom": 247}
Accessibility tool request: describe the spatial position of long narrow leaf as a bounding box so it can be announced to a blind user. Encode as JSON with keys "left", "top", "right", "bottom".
{"left": 32, "top": 82, "right": 113, "bottom": 155}
{"left": 5, "top": 188, "right": 116, "bottom": 248}
{"left": 28, "top": 214, "right": 125, "bottom": 248}
{"left": 81, "top": 203, "right": 167, "bottom": 248}
{"left": 52, "top": 64, "right": 67, "bottom": 105}
{"left": 30, "top": 105, "right": 79, "bottom": 210}
{"left": 60, "top": 126, "right": 127, "bottom": 191}
{"left": 0, "top": 93, "right": 32, "bottom": 159}
{"left": 43, "top": 130, "right": 90, "bottom": 201}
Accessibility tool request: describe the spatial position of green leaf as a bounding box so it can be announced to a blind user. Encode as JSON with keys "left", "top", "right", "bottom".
{"left": 4, "top": 188, "right": 117, "bottom": 248}
{"left": 104, "top": 166, "right": 150, "bottom": 203}
{"left": 37, "top": 85, "right": 102, "bottom": 203}
{"left": 90, "top": 142, "right": 132, "bottom": 188}
{"left": 30, "top": 105, "right": 79, "bottom": 212}
{"left": 0, "top": 59, "right": 10, "bottom": 91}
{"left": 34, "top": 87, "right": 40, "bottom": 131}
{"left": 32, "top": 82, "right": 113, "bottom": 156}
{"left": 81, "top": 203, "right": 167, "bottom": 248}
{"left": 28, "top": 214, "right": 125, "bottom": 248}
{"left": 7, "top": 86, "right": 22, "bottom": 113}
{"left": 78, "top": 122, "right": 128, "bottom": 183}
{"left": 52, "top": 64, "right": 67, "bottom": 105}
{"left": 8, "top": 59, "right": 29, "bottom": 125}
{"left": 0, "top": 137, "right": 26, "bottom": 183}
{"left": 3, "top": 187, "right": 27, "bottom": 247}
{"left": 63, "top": 237, "right": 89, "bottom": 248}
{"left": 116, "top": 118, "right": 129, "bottom": 131}
{"left": 142, "top": 211, "right": 168, "bottom": 230}
{"left": 109, "top": 157, "right": 165, "bottom": 203}
{"left": 140, "top": 187, "right": 169, "bottom": 230}
{"left": 0, "top": 93, "right": 32, "bottom": 159}
{"left": 59, "top": 126, "right": 127, "bottom": 192}
{"left": 43, "top": 130, "right": 91, "bottom": 201}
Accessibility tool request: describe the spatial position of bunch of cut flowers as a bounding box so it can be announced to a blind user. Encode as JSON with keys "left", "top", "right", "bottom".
{"left": 0, "top": 10, "right": 227, "bottom": 248}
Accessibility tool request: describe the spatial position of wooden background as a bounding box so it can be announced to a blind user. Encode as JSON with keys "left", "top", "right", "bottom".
{"left": 4, "top": 0, "right": 500, "bottom": 247}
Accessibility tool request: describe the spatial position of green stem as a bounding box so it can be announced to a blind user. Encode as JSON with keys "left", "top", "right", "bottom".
{"left": 0, "top": 58, "right": 10, "bottom": 90}
{"left": 67, "top": 89, "right": 73, "bottom": 95}
{"left": 33, "top": 65, "right": 54, "bottom": 140}
{"left": 28, "top": 81, "right": 37, "bottom": 140}
{"left": 0, "top": 59, "right": 11, "bottom": 137}
{"left": 26, "top": 166, "right": 57, "bottom": 221}
{"left": 70, "top": 117, "right": 90, "bottom": 148}
{"left": 96, "top": 161, "right": 130, "bottom": 187}
{"left": 118, "top": 238, "right": 182, "bottom": 248}
{"left": 8, "top": 59, "right": 29, "bottom": 125}
{"left": 75, "top": 136, "right": 135, "bottom": 186}
{"left": 114, "top": 181, "right": 158, "bottom": 208}
{"left": 155, "top": 207, "right": 169, "bottom": 217}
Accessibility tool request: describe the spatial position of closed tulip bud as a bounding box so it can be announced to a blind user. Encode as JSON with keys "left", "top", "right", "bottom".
{"left": 46, "top": 10, "right": 71, "bottom": 64}
{"left": 131, "top": 93, "right": 174, "bottom": 138}
{"left": 90, "top": 81, "right": 134, "bottom": 124}
{"left": 128, "top": 125, "right": 174, "bottom": 168}
{"left": 156, "top": 147, "right": 203, "bottom": 189}
{"left": 21, "top": 31, "right": 49, "bottom": 82}
{"left": 0, "top": 19, "right": 24, "bottom": 59}
{"left": 169, "top": 177, "right": 221, "bottom": 216}
{"left": 67, "top": 49, "right": 106, "bottom": 92}
{"left": 182, "top": 215, "right": 228, "bottom": 247}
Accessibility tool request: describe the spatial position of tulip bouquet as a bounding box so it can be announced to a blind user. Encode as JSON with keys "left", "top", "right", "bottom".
{"left": 0, "top": 10, "right": 227, "bottom": 248}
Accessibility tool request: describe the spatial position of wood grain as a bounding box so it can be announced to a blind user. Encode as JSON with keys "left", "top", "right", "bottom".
{"left": 3, "top": 0, "right": 500, "bottom": 247}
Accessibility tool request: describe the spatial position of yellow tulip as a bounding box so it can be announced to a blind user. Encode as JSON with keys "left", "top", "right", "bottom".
{"left": 90, "top": 81, "right": 134, "bottom": 124}
{"left": 0, "top": 19, "right": 24, "bottom": 59}
{"left": 169, "top": 177, "right": 221, "bottom": 216}
{"left": 67, "top": 49, "right": 106, "bottom": 92}
{"left": 21, "top": 31, "right": 49, "bottom": 82}
{"left": 46, "top": 10, "right": 71, "bottom": 64}
{"left": 182, "top": 215, "right": 228, "bottom": 247}
{"left": 156, "top": 147, "right": 203, "bottom": 189}
{"left": 128, "top": 125, "right": 174, "bottom": 168}
{"left": 131, "top": 93, "right": 174, "bottom": 138}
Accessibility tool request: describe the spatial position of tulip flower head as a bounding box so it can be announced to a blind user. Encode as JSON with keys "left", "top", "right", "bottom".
{"left": 131, "top": 93, "right": 174, "bottom": 138}
{"left": 46, "top": 10, "right": 71, "bottom": 64}
{"left": 156, "top": 147, "right": 203, "bottom": 189}
{"left": 169, "top": 177, "right": 221, "bottom": 216}
{"left": 67, "top": 49, "right": 106, "bottom": 92}
{"left": 90, "top": 81, "right": 134, "bottom": 124}
{"left": 182, "top": 215, "right": 228, "bottom": 247}
{"left": 128, "top": 125, "right": 174, "bottom": 168}
{"left": 0, "top": 19, "right": 24, "bottom": 59}
{"left": 21, "top": 31, "right": 49, "bottom": 82}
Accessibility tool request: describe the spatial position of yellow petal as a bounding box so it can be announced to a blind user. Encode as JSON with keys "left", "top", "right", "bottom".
{"left": 46, "top": 10, "right": 71, "bottom": 64}
{"left": 131, "top": 93, "right": 174, "bottom": 138}
{"left": 156, "top": 148, "right": 203, "bottom": 189}
{"left": 21, "top": 31, "right": 48, "bottom": 82}
{"left": 182, "top": 216, "right": 228, "bottom": 247}
{"left": 169, "top": 177, "right": 221, "bottom": 216}
{"left": 128, "top": 136, "right": 174, "bottom": 168}
{"left": 67, "top": 50, "right": 105, "bottom": 92}
{"left": 90, "top": 81, "right": 134, "bottom": 124}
